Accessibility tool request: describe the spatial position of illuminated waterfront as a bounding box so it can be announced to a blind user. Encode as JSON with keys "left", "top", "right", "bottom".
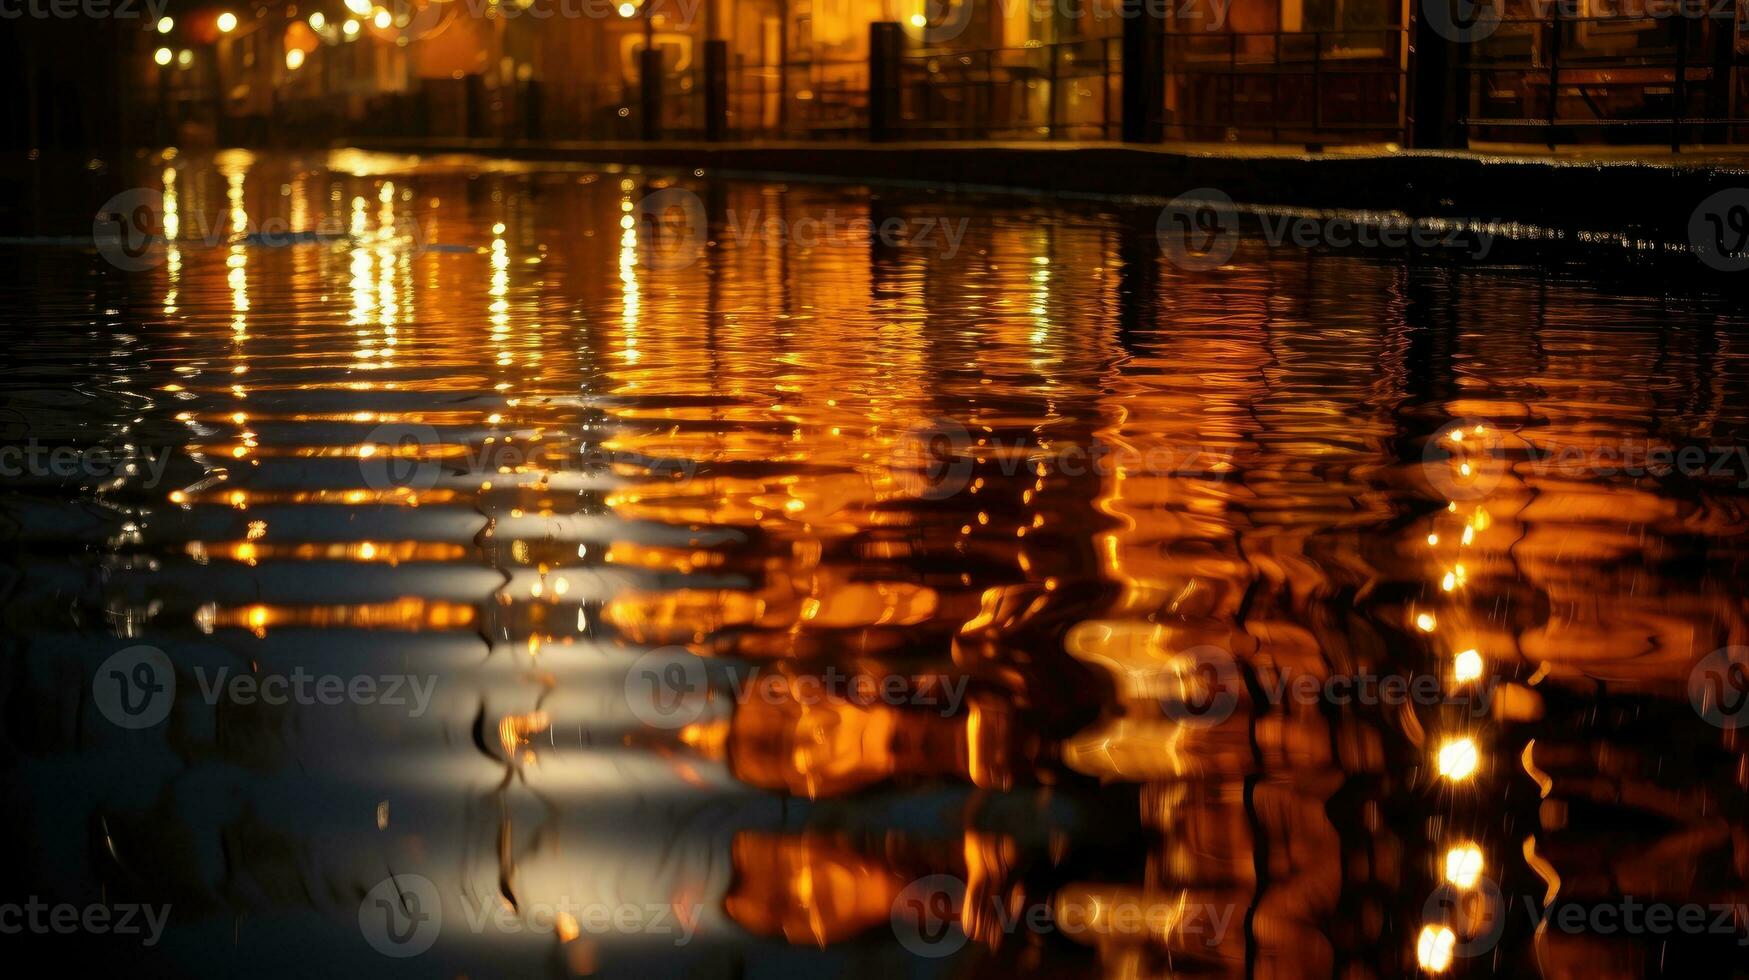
{"left": 2, "top": 149, "right": 1748, "bottom": 977}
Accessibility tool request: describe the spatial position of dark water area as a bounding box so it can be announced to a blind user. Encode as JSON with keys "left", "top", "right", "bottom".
{"left": 1, "top": 148, "right": 1748, "bottom": 978}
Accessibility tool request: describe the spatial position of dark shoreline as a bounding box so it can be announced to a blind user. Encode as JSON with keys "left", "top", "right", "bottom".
{"left": 343, "top": 137, "right": 1749, "bottom": 247}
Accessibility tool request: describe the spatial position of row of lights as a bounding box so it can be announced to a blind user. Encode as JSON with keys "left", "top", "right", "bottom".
{"left": 151, "top": 11, "right": 238, "bottom": 69}
{"left": 1415, "top": 425, "right": 1500, "bottom": 974}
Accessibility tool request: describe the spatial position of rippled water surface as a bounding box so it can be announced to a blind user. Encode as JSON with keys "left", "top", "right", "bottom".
{"left": 4, "top": 149, "right": 1749, "bottom": 978}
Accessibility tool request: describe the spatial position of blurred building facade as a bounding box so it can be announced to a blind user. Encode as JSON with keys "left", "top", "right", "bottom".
{"left": 104, "top": 0, "right": 1749, "bottom": 153}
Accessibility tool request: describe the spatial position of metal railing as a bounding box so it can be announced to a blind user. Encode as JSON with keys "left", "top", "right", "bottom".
{"left": 724, "top": 57, "right": 870, "bottom": 140}
{"left": 1461, "top": 12, "right": 1746, "bottom": 149}
{"left": 897, "top": 39, "right": 1121, "bottom": 141}
{"left": 1160, "top": 28, "right": 1411, "bottom": 143}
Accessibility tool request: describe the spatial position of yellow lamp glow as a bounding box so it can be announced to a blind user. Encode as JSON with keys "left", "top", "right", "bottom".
{"left": 343, "top": 18, "right": 361, "bottom": 36}
{"left": 1416, "top": 925, "right": 1456, "bottom": 972}
{"left": 1436, "top": 737, "right": 1480, "bottom": 780}
{"left": 372, "top": 7, "right": 392, "bottom": 28}
{"left": 216, "top": 11, "right": 238, "bottom": 32}
{"left": 156, "top": 15, "right": 173, "bottom": 32}
{"left": 153, "top": 46, "right": 173, "bottom": 65}
{"left": 1443, "top": 843, "right": 1484, "bottom": 890}
{"left": 310, "top": 11, "right": 327, "bottom": 29}
{"left": 1453, "top": 649, "right": 1483, "bottom": 683}
{"left": 286, "top": 48, "right": 306, "bottom": 70}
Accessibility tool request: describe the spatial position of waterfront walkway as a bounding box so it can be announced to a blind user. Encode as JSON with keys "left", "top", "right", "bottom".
{"left": 350, "top": 137, "right": 1749, "bottom": 242}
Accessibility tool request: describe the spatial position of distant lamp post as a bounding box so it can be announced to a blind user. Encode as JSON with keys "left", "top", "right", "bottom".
{"left": 154, "top": 46, "right": 173, "bottom": 66}
{"left": 309, "top": 11, "right": 327, "bottom": 30}
{"left": 342, "top": 18, "right": 361, "bottom": 39}
{"left": 286, "top": 48, "right": 306, "bottom": 70}
{"left": 156, "top": 15, "right": 174, "bottom": 33}
{"left": 344, "top": 0, "right": 372, "bottom": 15}
{"left": 217, "top": 11, "right": 238, "bottom": 32}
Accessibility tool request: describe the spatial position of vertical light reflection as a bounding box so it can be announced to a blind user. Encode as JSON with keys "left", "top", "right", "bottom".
{"left": 161, "top": 166, "right": 180, "bottom": 315}
{"left": 349, "top": 195, "right": 377, "bottom": 366}
{"left": 375, "top": 181, "right": 400, "bottom": 368}
{"left": 619, "top": 179, "right": 640, "bottom": 364}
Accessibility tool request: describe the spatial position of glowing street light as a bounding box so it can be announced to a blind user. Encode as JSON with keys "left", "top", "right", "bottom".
{"left": 372, "top": 7, "right": 392, "bottom": 28}
{"left": 1436, "top": 737, "right": 1479, "bottom": 781}
{"left": 616, "top": 2, "right": 635, "bottom": 15}
{"left": 1443, "top": 843, "right": 1484, "bottom": 890}
{"left": 153, "top": 46, "right": 173, "bottom": 66}
{"left": 1416, "top": 925, "right": 1455, "bottom": 973}
{"left": 216, "top": 11, "right": 238, "bottom": 32}
{"left": 156, "top": 15, "right": 173, "bottom": 33}
{"left": 310, "top": 11, "right": 327, "bottom": 30}
{"left": 342, "top": 18, "right": 361, "bottom": 37}
{"left": 345, "top": 0, "right": 372, "bottom": 14}
{"left": 286, "top": 48, "right": 306, "bottom": 70}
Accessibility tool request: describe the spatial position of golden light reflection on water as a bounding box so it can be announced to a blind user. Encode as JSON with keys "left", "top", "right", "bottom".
{"left": 5, "top": 150, "right": 1749, "bottom": 977}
